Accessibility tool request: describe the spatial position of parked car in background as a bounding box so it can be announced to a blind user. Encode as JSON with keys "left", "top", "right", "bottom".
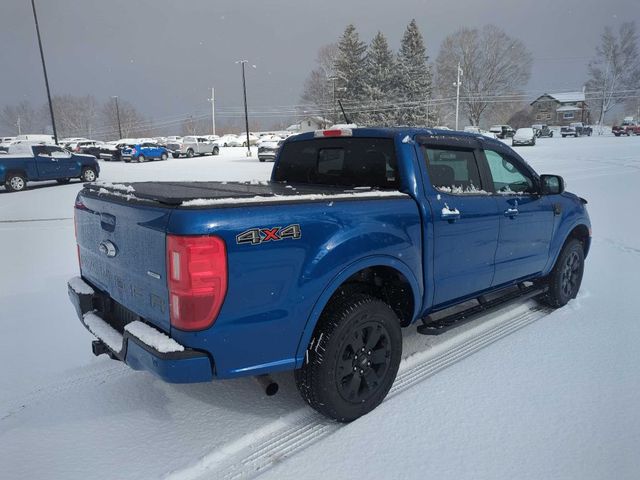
{"left": 561, "top": 122, "right": 592, "bottom": 137}
{"left": 121, "top": 142, "right": 169, "bottom": 163}
{"left": 76, "top": 141, "right": 106, "bottom": 158}
{"left": 1, "top": 143, "right": 99, "bottom": 191}
{"left": 463, "top": 126, "right": 497, "bottom": 138}
{"left": 512, "top": 128, "right": 536, "bottom": 146}
{"left": 256, "top": 134, "right": 283, "bottom": 148}
{"left": 257, "top": 138, "right": 284, "bottom": 162}
{"left": 532, "top": 124, "right": 554, "bottom": 138}
{"left": 98, "top": 141, "right": 133, "bottom": 162}
{"left": 238, "top": 133, "right": 259, "bottom": 146}
{"left": 489, "top": 125, "right": 516, "bottom": 139}
{"left": 179, "top": 136, "right": 219, "bottom": 157}
{"left": 612, "top": 120, "right": 640, "bottom": 136}
{"left": 0, "top": 137, "right": 16, "bottom": 152}
{"left": 13, "top": 134, "right": 56, "bottom": 145}
{"left": 166, "top": 139, "right": 183, "bottom": 158}
{"left": 213, "top": 134, "right": 239, "bottom": 147}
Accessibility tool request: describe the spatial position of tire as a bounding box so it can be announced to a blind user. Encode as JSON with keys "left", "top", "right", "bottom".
{"left": 562, "top": 135, "right": 566, "bottom": 138}
{"left": 172, "top": 153, "right": 180, "bottom": 158}
{"left": 187, "top": 149, "right": 194, "bottom": 158}
{"left": 81, "top": 167, "right": 97, "bottom": 182}
{"left": 213, "top": 146, "right": 219, "bottom": 155}
{"left": 137, "top": 155, "right": 146, "bottom": 163}
{"left": 5, "top": 173, "right": 27, "bottom": 192}
{"left": 549, "top": 132, "right": 553, "bottom": 137}
{"left": 161, "top": 153, "right": 168, "bottom": 161}
{"left": 259, "top": 157, "right": 265, "bottom": 162}
{"left": 295, "top": 293, "right": 402, "bottom": 422}
{"left": 242, "top": 141, "right": 247, "bottom": 147}
{"left": 541, "top": 239, "right": 585, "bottom": 308}
{"left": 614, "top": 133, "right": 620, "bottom": 137}
{"left": 56, "top": 178, "right": 70, "bottom": 184}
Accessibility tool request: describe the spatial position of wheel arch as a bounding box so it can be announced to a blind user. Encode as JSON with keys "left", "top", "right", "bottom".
{"left": 294, "top": 255, "right": 421, "bottom": 368}
{"left": 546, "top": 222, "right": 591, "bottom": 275}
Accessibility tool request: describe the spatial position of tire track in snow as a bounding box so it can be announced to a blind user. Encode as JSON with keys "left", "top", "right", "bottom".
{"left": 167, "top": 303, "right": 552, "bottom": 480}
{"left": 0, "top": 363, "right": 126, "bottom": 420}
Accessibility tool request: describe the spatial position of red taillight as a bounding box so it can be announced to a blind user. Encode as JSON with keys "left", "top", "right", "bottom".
{"left": 131, "top": 148, "right": 137, "bottom": 155}
{"left": 167, "top": 235, "right": 227, "bottom": 331}
{"left": 314, "top": 128, "right": 353, "bottom": 138}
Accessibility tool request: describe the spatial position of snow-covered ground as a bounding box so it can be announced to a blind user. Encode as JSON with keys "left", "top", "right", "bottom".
{"left": 1, "top": 137, "right": 640, "bottom": 479}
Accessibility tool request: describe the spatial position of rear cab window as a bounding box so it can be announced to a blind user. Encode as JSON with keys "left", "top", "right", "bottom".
{"left": 273, "top": 137, "right": 400, "bottom": 189}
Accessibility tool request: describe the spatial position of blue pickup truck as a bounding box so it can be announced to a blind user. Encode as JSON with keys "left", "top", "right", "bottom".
{"left": 1, "top": 144, "right": 99, "bottom": 192}
{"left": 68, "top": 127, "right": 590, "bottom": 421}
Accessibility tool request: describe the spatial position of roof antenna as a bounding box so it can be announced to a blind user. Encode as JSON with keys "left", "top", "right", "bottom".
{"left": 338, "top": 100, "right": 352, "bottom": 125}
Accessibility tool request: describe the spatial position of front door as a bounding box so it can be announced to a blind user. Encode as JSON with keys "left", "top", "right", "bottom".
{"left": 418, "top": 140, "right": 500, "bottom": 307}
{"left": 481, "top": 149, "right": 555, "bottom": 285}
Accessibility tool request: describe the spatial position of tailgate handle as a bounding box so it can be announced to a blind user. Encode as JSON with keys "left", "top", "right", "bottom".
{"left": 100, "top": 213, "right": 116, "bottom": 232}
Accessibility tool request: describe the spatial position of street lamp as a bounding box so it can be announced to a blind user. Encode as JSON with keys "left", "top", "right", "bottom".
{"left": 30, "top": 0, "right": 58, "bottom": 144}
{"left": 453, "top": 62, "right": 463, "bottom": 131}
{"left": 235, "top": 60, "right": 255, "bottom": 157}
{"left": 207, "top": 87, "right": 216, "bottom": 136}
{"left": 111, "top": 96, "right": 122, "bottom": 139}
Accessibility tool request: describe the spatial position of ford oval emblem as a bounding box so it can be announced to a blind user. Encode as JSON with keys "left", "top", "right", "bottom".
{"left": 99, "top": 240, "right": 118, "bottom": 258}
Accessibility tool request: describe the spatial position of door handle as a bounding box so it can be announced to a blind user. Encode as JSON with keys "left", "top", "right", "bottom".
{"left": 504, "top": 208, "right": 519, "bottom": 217}
{"left": 441, "top": 206, "right": 461, "bottom": 222}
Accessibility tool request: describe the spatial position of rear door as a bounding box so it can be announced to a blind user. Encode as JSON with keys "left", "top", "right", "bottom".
{"left": 480, "top": 148, "right": 554, "bottom": 285}
{"left": 32, "top": 145, "right": 61, "bottom": 179}
{"left": 417, "top": 137, "right": 500, "bottom": 307}
{"left": 75, "top": 193, "right": 173, "bottom": 331}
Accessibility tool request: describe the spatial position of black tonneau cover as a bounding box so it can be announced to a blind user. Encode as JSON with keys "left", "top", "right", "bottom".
{"left": 83, "top": 181, "right": 406, "bottom": 207}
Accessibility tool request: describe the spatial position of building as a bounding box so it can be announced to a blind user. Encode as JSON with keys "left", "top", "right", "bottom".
{"left": 530, "top": 92, "right": 591, "bottom": 126}
{"left": 285, "top": 116, "right": 332, "bottom": 134}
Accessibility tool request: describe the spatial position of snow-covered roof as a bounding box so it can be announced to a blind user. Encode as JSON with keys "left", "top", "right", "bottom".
{"left": 556, "top": 105, "right": 581, "bottom": 112}
{"left": 549, "top": 92, "right": 585, "bottom": 103}
{"left": 531, "top": 91, "right": 586, "bottom": 105}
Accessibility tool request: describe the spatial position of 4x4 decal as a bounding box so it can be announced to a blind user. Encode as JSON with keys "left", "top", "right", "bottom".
{"left": 236, "top": 224, "right": 302, "bottom": 245}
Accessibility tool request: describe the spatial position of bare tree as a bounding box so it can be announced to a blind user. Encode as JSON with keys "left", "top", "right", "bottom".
{"left": 0, "top": 101, "right": 43, "bottom": 135}
{"left": 300, "top": 43, "right": 338, "bottom": 118}
{"left": 435, "top": 25, "right": 532, "bottom": 126}
{"left": 100, "top": 98, "right": 149, "bottom": 139}
{"left": 48, "top": 95, "right": 100, "bottom": 139}
{"left": 586, "top": 22, "right": 640, "bottom": 125}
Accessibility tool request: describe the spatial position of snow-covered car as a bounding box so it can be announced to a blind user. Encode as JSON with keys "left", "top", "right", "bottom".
{"left": 255, "top": 134, "right": 282, "bottom": 148}
{"left": 463, "top": 126, "right": 497, "bottom": 138}
{"left": 257, "top": 138, "right": 284, "bottom": 162}
{"left": 179, "top": 136, "right": 219, "bottom": 157}
{"left": 489, "top": 125, "right": 515, "bottom": 139}
{"left": 532, "top": 124, "right": 554, "bottom": 138}
{"left": 512, "top": 128, "right": 536, "bottom": 146}
{"left": 0, "top": 136, "right": 16, "bottom": 152}
{"left": 237, "top": 133, "right": 259, "bottom": 146}
{"left": 13, "top": 134, "right": 56, "bottom": 145}
{"left": 214, "top": 134, "right": 239, "bottom": 147}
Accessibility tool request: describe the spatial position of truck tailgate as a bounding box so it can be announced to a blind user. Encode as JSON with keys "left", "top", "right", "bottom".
{"left": 75, "top": 191, "right": 172, "bottom": 332}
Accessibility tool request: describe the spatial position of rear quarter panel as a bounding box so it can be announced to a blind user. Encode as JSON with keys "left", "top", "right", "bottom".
{"left": 167, "top": 197, "right": 422, "bottom": 378}
{"left": 0, "top": 157, "right": 38, "bottom": 181}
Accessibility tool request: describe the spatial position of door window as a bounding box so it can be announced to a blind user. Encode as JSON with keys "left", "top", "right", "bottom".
{"left": 484, "top": 150, "right": 535, "bottom": 194}
{"left": 421, "top": 147, "right": 483, "bottom": 194}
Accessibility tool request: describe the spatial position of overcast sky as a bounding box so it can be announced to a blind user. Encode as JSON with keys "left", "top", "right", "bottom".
{"left": 1, "top": 0, "right": 638, "bottom": 129}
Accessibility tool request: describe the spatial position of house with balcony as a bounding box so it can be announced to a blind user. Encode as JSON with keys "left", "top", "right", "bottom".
{"left": 530, "top": 92, "right": 591, "bottom": 126}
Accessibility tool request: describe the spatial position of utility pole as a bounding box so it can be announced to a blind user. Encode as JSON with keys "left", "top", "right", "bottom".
{"left": 208, "top": 87, "right": 216, "bottom": 136}
{"left": 328, "top": 76, "right": 338, "bottom": 125}
{"left": 16, "top": 116, "right": 21, "bottom": 135}
{"left": 453, "top": 62, "right": 463, "bottom": 131}
{"left": 112, "top": 96, "right": 123, "bottom": 139}
{"left": 236, "top": 60, "right": 252, "bottom": 156}
{"left": 30, "top": 0, "right": 58, "bottom": 144}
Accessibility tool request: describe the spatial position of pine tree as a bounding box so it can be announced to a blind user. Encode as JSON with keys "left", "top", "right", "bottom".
{"left": 361, "top": 32, "right": 396, "bottom": 126}
{"left": 394, "top": 19, "right": 434, "bottom": 126}
{"left": 334, "top": 24, "right": 367, "bottom": 124}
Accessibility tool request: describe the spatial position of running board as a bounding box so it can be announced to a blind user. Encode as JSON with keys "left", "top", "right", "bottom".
{"left": 417, "top": 283, "right": 548, "bottom": 336}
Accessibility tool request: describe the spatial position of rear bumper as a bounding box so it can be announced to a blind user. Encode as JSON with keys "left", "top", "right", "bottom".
{"left": 68, "top": 277, "right": 214, "bottom": 383}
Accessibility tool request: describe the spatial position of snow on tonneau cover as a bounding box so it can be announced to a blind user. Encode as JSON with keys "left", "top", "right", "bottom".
{"left": 76, "top": 181, "right": 408, "bottom": 334}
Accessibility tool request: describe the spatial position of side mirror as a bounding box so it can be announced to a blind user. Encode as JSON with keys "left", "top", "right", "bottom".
{"left": 540, "top": 174, "right": 564, "bottom": 195}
